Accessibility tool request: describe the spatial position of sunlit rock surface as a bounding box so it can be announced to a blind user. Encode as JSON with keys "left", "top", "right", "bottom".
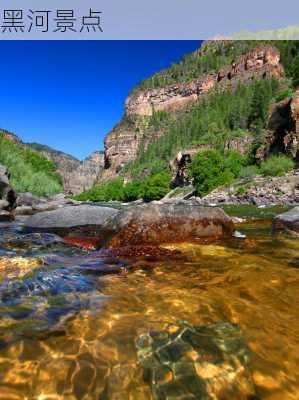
{"left": 104, "top": 202, "right": 234, "bottom": 247}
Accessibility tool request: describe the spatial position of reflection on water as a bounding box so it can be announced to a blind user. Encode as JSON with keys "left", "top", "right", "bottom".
{"left": 0, "top": 208, "right": 298, "bottom": 399}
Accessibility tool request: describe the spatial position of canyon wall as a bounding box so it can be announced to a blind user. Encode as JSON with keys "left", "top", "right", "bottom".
{"left": 101, "top": 46, "right": 284, "bottom": 180}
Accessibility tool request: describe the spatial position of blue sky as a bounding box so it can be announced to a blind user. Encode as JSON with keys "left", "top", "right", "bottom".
{"left": 0, "top": 41, "right": 201, "bottom": 160}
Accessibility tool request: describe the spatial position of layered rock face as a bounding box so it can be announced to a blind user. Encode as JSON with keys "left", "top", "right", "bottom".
{"left": 101, "top": 46, "right": 284, "bottom": 179}
{"left": 126, "top": 46, "right": 282, "bottom": 118}
{"left": 62, "top": 151, "right": 104, "bottom": 194}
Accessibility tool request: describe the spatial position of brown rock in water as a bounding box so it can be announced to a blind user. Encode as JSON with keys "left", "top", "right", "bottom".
{"left": 104, "top": 201, "right": 234, "bottom": 247}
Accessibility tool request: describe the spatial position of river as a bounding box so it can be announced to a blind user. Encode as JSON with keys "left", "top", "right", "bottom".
{"left": 0, "top": 205, "right": 298, "bottom": 400}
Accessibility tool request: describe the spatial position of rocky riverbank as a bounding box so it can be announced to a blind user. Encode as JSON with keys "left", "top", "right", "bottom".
{"left": 197, "top": 170, "right": 299, "bottom": 206}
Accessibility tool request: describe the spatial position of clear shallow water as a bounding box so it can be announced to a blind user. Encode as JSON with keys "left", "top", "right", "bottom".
{"left": 0, "top": 207, "right": 298, "bottom": 400}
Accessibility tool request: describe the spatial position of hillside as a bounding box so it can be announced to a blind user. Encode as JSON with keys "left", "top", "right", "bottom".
{"left": 99, "top": 42, "right": 290, "bottom": 181}
{"left": 0, "top": 129, "right": 104, "bottom": 196}
{"left": 28, "top": 142, "right": 104, "bottom": 194}
{"left": 0, "top": 130, "right": 63, "bottom": 197}
{"left": 72, "top": 40, "right": 299, "bottom": 202}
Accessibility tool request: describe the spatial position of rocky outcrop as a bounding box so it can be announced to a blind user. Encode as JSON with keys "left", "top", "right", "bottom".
{"left": 102, "top": 46, "right": 284, "bottom": 179}
{"left": 0, "top": 165, "right": 17, "bottom": 221}
{"left": 126, "top": 46, "right": 282, "bottom": 117}
{"left": 103, "top": 201, "right": 234, "bottom": 247}
{"left": 63, "top": 151, "right": 104, "bottom": 194}
{"left": 256, "top": 89, "right": 299, "bottom": 163}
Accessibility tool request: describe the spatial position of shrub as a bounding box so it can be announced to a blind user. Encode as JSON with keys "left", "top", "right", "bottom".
{"left": 142, "top": 171, "right": 171, "bottom": 202}
{"left": 189, "top": 149, "right": 246, "bottom": 196}
{"left": 123, "top": 180, "right": 144, "bottom": 202}
{"left": 236, "top": 186, "right": 246, "bottom": 196}
{"left": 73, "top": 178, "right": 125, "bottom": 202}
{"left": 225, "top": 151, "right": 247, "bottom": 177}
{"left": 260, "top": 155, "right": 295, "bottom": 177}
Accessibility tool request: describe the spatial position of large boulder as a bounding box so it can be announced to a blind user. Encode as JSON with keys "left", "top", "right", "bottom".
{"left": 24, "top": 204, "right": 119, "bottom": 236}
{"left": 0, "top": 164, "right": 17, "bottom": 211}
{"left": 103, "top": 201, "right": 234, "bottom": 247}
{"left": 273, "top": 206, "right": 299, "bottom": 233}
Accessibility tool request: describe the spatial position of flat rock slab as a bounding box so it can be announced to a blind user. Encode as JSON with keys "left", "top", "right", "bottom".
{"left": 24, "top": 205, "right": 119, "bottom": 236}
{"left": 273, "top": 206, "right": 299, "bottom": 233}
{"left": 136, "top": 321, "right": 256, "bottom": 400}
{"left": 104, "top": 202, "right": 234, "bottom": 247}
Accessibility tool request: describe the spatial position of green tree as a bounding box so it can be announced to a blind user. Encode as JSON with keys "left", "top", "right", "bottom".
{"left": 142, "top": 171, "right": 171, "bottom": 202}
{"left": 189, "top": 149, "right": 246, "bottom": 197}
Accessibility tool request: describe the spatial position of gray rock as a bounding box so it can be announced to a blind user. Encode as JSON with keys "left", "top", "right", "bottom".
{"left": 273, "top": 206, "right": 299, "bottom": 233}
{"left": 104, "top": 200, "right": 234, "bottom": 247}
{"left": 25, "top": 204, "right": 119, "bottom": 236}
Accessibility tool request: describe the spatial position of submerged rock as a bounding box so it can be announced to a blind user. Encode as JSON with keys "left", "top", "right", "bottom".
{"left": 136, "top": 321, "right": 256, "bottom": 400}
{"left": 104, "top": 201, "right": 234, "bottom": 247}
{"left": 273, "top": 206, "right": 299, "bottom": 233}
{"left": 24, "top": 204, "right": 119, "bottom": 236}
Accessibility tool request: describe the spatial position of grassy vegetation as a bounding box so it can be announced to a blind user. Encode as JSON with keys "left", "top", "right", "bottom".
{"left": 260, "top": 155, "right": 295, "bottom": 177}
{"left": 0, "top": 134, "right": 63, "bottom": 196}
